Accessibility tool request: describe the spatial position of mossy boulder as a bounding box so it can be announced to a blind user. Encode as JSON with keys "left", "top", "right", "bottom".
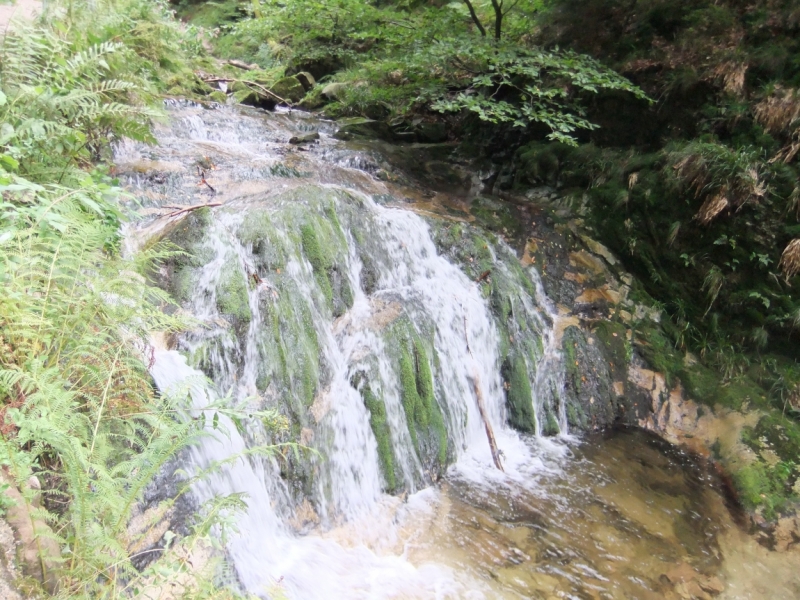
{"left": 398, "top": 339, "right": 449, "bottom": 479}
{"left": 502, "top": 354, "right": 536, "bottom": 434}
{"left": 300, "top": 222, "right": 353, "bottom": 318}
{"left": 270, "top": 76, "right": 306, "bottom": 103}
{"left": 333, "top": 117, "right": 394, "bottom": 142}
{"left": 216, "top": 260, "right": 251, "bottom": 324}
{"left": 352, "top": 372, "right": 398, "bottom": 492}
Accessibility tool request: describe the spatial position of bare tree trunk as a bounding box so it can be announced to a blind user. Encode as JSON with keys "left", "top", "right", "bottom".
{"left": 461, "top": 0, "right": 487, "bottom": 37}
{"left": 489, "top": 0, "right": 503, "bottom": 39}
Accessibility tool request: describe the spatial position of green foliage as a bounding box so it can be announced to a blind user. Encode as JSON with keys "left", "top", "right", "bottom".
{"left": 0, "top": 29, "right": 157, "bottom": 185}
{"left": 0, "top": 166, "right": 276, "bottom": 598}
{"left": 429, "top": 42, "right": 648, "bottom": 144}
{"left": 0, "top": 2, "right": 287, "bottom": 597}
{"left": 195, "top": 0, "right": 645, "bottom": 143}
{"left": 733, "top": 460, "right": 795, "bottom": 518}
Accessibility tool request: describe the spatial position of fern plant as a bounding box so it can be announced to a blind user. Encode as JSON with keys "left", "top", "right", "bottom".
{"left": 0, "top": 24, "right": 159, "bottom": 185}
{"left": 0, "top": 3, "right": 289, "bottom": 597}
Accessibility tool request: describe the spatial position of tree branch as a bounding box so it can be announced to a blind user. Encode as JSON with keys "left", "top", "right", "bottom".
{"left": 163, "top": 202, "right": 222, "bottom": 218}
{"left": 461, "top": 0, "right": 487, "bottom": 37}
{"left": 502, "top": 0, "right": 521, "bottom": 16}
{"left": 489, "top": 0, "right": 503, "bottom": 39}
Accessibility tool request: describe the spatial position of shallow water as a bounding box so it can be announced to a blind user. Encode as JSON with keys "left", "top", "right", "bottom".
{"left": 301, "top": 427, "right": 799, "bottom": 600}
{"left": 133, "top": 103, "right": 800, "bottom": 600}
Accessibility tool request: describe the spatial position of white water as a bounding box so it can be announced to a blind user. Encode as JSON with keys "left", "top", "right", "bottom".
{"left": 128, "top": 103, "right": 574, "bottom": 598}
{"left": 123, "top": 103, "right": 800, "bottom": 600}
{"left": 149, "top": 197, "right": 570, "bottom": 598}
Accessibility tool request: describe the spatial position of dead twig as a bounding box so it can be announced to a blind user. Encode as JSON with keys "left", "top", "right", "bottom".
{"left": 163, "top": 202, "right": 222, "bottom": 219}
{"left": 196, "top": 166, "right": 217, "bottom": 193}
{"left": 197, "top": 72, "right": 291, "bottom": 106}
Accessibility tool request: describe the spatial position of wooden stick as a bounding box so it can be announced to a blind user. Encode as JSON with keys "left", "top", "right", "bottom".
{"left": 471, "top": 372, "right": 504, "bottom": 471}
{"left": 460, "top": 301, "right": 504, "bottom": 471}
{"left": 225, "top": 59, "right": 258, "bottom": 71}
{"left": 163, "top": 202, "right": 222, "bottom": 218}
{"left": 196, "top": 166, "right": 217, "bottom": 193}
{"left": 197, "top": 73, "right": 292, "bottom": 106}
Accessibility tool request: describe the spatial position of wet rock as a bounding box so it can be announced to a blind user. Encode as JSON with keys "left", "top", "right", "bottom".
{"left": 270, "top": 76, "right": 306, "bottom": 103}
{"left": 321, "top": 82, "right": 348, "bottom": 101}
{"left": 414, "top": 122, "right": 448, "bottom": 143}
{"left": 333, "top": 117, "right": 394, "bottom": 142}
{"left": 700, "top": 576, "right": 725, "bottom": 595}
{"left": 0, "top": 470, "right": 60, "bottom": 594}
{"left": 239, "top": 89, "right": 277, "bottom": 111}
{"left": 579, "top": 234, "right": 618, "bottom": 266}
{"left": 287, "top": 55, "right": 344, "bottom": 81}
{"left": 774, "top": 515, "right": 800, "bottom": 552}
{"left": 661, "top": 562, "right": 723, "bottom": 599}
{"left": 568, "top": 250, "right": 607, "bottom": 277}
{"left": 0, "top": 518, "right": 22, "bottom": 600}
{"left": 208, "top": 90, "right": 227, "bottom": 104}
{"left": 289, "top": 132, "right": 320, "bottom": 145}
{"left": 287, "top": 499, "right": 320, "bottom": 534}
{"left": 295, "top": 71, "right": 316, "bottom": 91}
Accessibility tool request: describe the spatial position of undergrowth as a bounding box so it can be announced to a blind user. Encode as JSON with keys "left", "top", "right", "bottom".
{"left": 0, "top": 1, "right": 289, "bottom": 597}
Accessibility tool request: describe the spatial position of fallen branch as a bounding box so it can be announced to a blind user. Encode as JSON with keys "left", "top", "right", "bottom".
{"left": 163, "top": 202, "right": 222, "bottom": 218}
{"left": 239, "top": 79, "right": 291, "bottom": 106}
{"left": 197, "top": 73, "right": 291, "bottom": 106}
{"left": 471, "top": 372, "right": 504, "bottom": 471}
{"left": 225, "top": 59, "right": 259, "bottom": 71}
{"left": 460, "top": 302, "right": 504, "bottom": 471}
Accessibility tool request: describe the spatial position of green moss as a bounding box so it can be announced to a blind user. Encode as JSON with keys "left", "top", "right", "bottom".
{"left": 216, "top": 262, "right": 251, "bottom": 322}
{"left": 566, "top": 401, "right": 586, "bottom": 429}
{"left": 398, "top": 339, "right": 448, "bottom": 468}
{"left": 298, "top": 214, "right": 353, "bottom": 317}
{"left": 301, "top": 223, "right": 334, "bottom": 308}
{"left": 514, "top": 141, "right": 575, "bottom": 187}
{"left": 733, "top": 462, "right": 792, "bottom": 518}
{"left": 362, "top": 384, "right": 398, "bottom": 491}
{"left": 170, "top": 266, "right": 197, "bottom": 304}
{"left": 542, "top": 405, "right": 560, "bottom": 436}
{"left": 399, "top": 345, "right": 420, "bottom": 449}
{"left": 209, "top": 90, "right": 228, "bottom": 104}
{"left": 593, "top": 320, "right": 629, "bottom": 367}
{"left": 563, "top": 330, "right": 581, "bottom": 392}
{"left": 752, "top": 413, "right": 800, "bottom": 464}
{"left": 502, "top": 354, "right": 536, "bottom": 434}
{"left": 469, "top": 196, "right": 524, "bottom": 240}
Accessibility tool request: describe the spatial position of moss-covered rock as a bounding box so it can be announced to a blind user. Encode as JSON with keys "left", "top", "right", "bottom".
{"left": 270, "top": 76, "right": 306, "bottom": 103}
{"left": 300, "top": 220, "right": 353, "bottom": 318}
{"left": 216, "top": 260, "right": 251, "bottom": 323}
{"left": 502, "top": 354, "right": 536, "bottom": 434}
{"left": 352, "top": 372, "right": 398, "bottom": 492}
{"left": 398, "top": 339, "right": 448, "bottom": 475}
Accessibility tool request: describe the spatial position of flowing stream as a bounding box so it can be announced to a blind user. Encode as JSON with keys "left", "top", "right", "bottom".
{"left": 121, "top": 103, "right": 799, "bottom": 599}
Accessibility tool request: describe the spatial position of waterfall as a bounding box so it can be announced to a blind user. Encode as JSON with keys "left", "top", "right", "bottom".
{"left": 131, "top": 104, "right": 572, "bottom": 599}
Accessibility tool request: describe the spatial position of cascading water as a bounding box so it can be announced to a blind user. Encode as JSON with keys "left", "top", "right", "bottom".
{"left": 120, "top": 103, "right": 775, "bottom": 599}
{"left": 147, "top": 180, "right": 560, "bottom": 597}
